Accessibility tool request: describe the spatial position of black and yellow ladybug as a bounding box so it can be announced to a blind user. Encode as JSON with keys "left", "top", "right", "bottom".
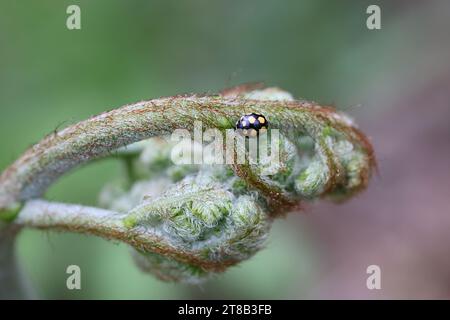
{"left": 235, "top": 113, "right": 268, "bottom": 137}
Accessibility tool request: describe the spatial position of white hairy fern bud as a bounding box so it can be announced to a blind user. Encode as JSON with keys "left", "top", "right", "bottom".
{"left": 117, "top": 172, "right": 270, "bottom": 283}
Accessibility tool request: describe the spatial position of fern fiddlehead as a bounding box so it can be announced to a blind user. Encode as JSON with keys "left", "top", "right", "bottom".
{"left": 0, "top": 85, "right": 375, "bottom": 283}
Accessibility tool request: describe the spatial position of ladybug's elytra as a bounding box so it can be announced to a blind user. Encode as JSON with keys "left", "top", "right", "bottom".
{"left": 235, "top": 113, "right": 269, "bottom": 137}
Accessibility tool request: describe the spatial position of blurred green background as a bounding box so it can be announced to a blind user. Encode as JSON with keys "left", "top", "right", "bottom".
{"left": 1, "top": 0, "right": 448, "bottom": 299}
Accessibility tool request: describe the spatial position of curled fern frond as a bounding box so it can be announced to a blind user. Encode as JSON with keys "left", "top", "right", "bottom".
{"left": 0, "top": 85, "right": 375, "bottom": 283}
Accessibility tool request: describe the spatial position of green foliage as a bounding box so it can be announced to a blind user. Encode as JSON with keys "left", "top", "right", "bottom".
{"left": 0, "top": 202, "right": 22, "bottom": 223}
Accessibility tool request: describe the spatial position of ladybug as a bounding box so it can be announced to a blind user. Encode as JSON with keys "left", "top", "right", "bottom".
{"left": 235, "top": 113, "right": 268, "bottom": 137}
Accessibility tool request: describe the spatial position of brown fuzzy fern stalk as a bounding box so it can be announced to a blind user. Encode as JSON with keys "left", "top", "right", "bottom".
{"left": 0, "top": 85, "right": 375, "bottom": 288}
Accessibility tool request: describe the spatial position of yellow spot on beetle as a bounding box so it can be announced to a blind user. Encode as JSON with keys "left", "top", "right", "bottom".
{"left": 258, "top": 116, "right": 265, "bottom": 124}
{"left": 248, "top": 116, "right": 256, "bottom": 124}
